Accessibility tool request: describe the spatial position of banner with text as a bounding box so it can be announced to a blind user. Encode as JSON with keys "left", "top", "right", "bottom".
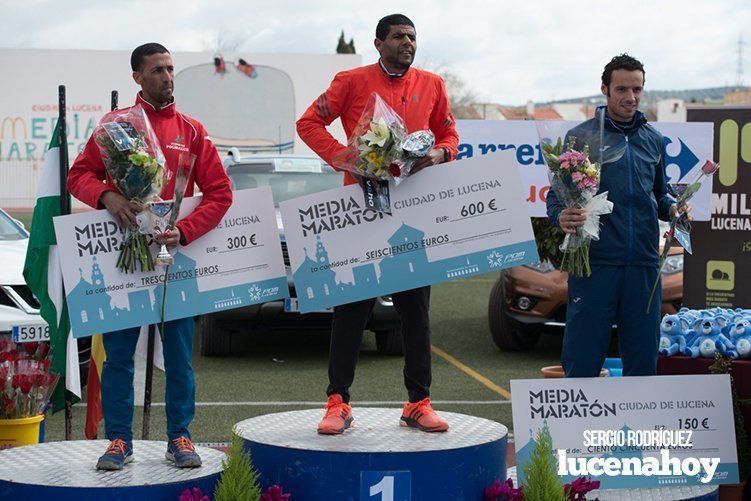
{"left": 279, "top": 152, "right": 539, "bottom": 313}
{"left": 684, "top": 107, "right": 751, "bottom": 308}
{"left": 456, "top": 120, "right": 715, "bottom": 220}
{"left": 54, "top": 187, "right": 288, "bottom": 337}
{"left": 511, "top": 375, "right": 739, "bottom": 489}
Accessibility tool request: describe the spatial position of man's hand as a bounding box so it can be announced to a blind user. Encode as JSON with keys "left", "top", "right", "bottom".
{"left": 411, "top": 147, "right": 446, "bottom": 174}
{"left": 670, "top": 203, "right": 693, "bottom": 221}
{"left": 101, "top": 191, "right": 141, "bottom": 230}
{"left": 154, "top": 227, "right": 181, "bottom": 249}
{"left": 558, "top": 208, "right": 586, "bottom": 234}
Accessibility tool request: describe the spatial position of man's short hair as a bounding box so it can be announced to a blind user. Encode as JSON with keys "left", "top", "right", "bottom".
{"left": 131, "top": 43, "right": 170, "bottom": 72}
{"left": 375, "top": 14, "right": 415, "bottom": 41}
{"left": 602, "top": 53, "right": 645, "bottom": 88}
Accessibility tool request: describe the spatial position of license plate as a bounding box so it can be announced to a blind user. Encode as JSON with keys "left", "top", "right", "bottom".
{"left": 12, "top": 323, "right": 50, "bottom": 343}
{"left": 284, "top": 298, "right": 332, "bottom": 313}
{"left": 284, "top": 298, "right": 299, "bottom": 312}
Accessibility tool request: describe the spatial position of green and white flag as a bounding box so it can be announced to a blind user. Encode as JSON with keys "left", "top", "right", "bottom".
{"left": 23, "top": 126, "right": 81, "bottom": 412}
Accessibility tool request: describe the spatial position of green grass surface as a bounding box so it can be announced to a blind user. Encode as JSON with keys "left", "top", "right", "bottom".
{"left": 42, "top": 273, "right": 565, "bottom": 443}
{"left": 9, "top": 209, "right": 565, "bottom": 442}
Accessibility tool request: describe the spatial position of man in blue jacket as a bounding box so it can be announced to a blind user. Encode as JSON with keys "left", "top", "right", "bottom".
{"left": 547, "top": 54, "right": 686, "bottom": 377}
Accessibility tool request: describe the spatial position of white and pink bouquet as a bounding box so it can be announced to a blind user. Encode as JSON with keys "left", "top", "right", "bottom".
{"left": 540, "top": 135, "right": 613, "bottom": 277}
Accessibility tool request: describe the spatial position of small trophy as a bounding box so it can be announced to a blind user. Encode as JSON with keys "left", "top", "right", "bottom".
{"left": 151, "top": 152, "right": 196, "bottom": 266}
{"left": 150, "top": 201, "right": 175, "bottom": 266}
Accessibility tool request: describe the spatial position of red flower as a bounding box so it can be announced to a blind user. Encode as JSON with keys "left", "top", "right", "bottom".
{"left": 20, "top": 375, "right": 33, "bottom": 394}
{"left": 0, "top": 351, "right": 19, "bottom": 363}
{"left": 38, "top": 343, "right": 51, "bottom": 359}
{"left": 40, "top": 359, "right": 51, "bottom": 372}
{"left": 701, "top": 160, "right": 719, "bottom": 175}
{"left": 0, "top": 378, "right": 5, "bottom": 391}
{"left": 11, "top": 374, "right": 21, "bottom": 389}
{"left": 388, "top": 163, "right": 401, "bottom": 177}
{"left": 23, "top": 342, "right": 39, "bottom": 356}
{"left": 34, "top": 373, "right": 47, "bottom": 386}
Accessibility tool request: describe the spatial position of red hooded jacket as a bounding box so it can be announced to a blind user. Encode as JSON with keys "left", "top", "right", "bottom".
{"left": 297, "top": 63, "right": 459, "bottom": 185}
{"left": 68, "top": 94, "right": 232, "bottom": 245}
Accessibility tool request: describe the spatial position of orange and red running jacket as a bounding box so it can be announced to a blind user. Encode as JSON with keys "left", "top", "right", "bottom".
{"left": 297, "top": 63, "right": 460, "bottom": 186}
{"left": 68, "top": 94, "right": 232, "bottom": 245}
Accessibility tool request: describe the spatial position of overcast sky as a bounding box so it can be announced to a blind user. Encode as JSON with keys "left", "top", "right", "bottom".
{"left": 2, "top": 0, "right": 749, "bottom": 105}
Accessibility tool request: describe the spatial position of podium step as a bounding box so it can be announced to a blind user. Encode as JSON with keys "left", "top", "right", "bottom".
{"left": 0, "top": 440, "right": 225, "bottom": 500}
{"left": 235, "top": 407, "right": 508, "bottom": 500}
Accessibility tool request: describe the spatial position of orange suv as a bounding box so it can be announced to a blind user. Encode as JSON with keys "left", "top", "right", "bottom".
{"left": 487, "top": 247, "right": 683, "bottom": 351}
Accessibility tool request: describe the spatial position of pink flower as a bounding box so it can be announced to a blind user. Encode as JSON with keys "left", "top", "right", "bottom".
{"left": 560, "top": 161, "right": 570, "bottom": 170}
{"left": 485, "top": 478, "right": 524, "bottom": 500}
{"left": 178, "top": 487, "right": 209, "bottom": 501}
{"left": 559, "top": 150, "right": 587, "bottom": 168}
{"left": 701, "top": 160, "right": 718, "bottom": 175}
{"left": 564, "top": 476, "right": 601, "bottom": 501}
{"left": 571, "top": 172, "right": 584, "bottom": 184}
{"left": 260, "top": 485, "right": 291, "bottom": 501}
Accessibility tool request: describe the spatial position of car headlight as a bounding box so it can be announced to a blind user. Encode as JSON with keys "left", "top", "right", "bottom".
{"left": 662, "top": 254, "right": 684, "bottom": 275}
{"left": 523, "top": 261, "right": 555, "bottom": 273}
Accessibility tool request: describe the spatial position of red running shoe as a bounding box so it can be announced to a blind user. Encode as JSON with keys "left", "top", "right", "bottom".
{"left": 317, "top": 394, "right": 353, "bottom": 435}
{"left": 400, "top": 398, "right": 449, "bottom": 432}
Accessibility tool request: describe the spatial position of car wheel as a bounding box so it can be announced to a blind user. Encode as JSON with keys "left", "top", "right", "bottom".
{"left": 199, "top": 315, "right": 232, "bottom": 357}
{"left": 375, "top": 328, "right": 403, "bottom": 356}
{"left": 488, "top": 273, "right": 541, "bottom": 351}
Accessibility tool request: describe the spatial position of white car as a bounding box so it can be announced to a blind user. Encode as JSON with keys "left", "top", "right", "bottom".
{"left": 0, "top": 208, "right": 43, "bottom": 336}
{"left": 0, "top": 208, "right": 90, "bottom": 378}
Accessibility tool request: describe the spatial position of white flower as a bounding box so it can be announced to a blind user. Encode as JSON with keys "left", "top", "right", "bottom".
{"left": 362, "top": 118, "right": 390, "bottom": 147}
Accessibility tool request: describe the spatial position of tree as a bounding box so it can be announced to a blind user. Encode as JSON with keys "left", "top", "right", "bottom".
{"left": 424, "top": 63, "right": 480, "bottom": 119}
{"left": 336, "top": 30, "right": 356, "bottom": 54}
{"left": 214, "top": 433, "right": 262, "bottom": 501}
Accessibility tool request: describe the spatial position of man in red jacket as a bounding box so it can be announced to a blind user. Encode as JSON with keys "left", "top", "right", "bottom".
{"left": 68, "top": 43, "right": 232, "bottom": 470}
{"left": 297, "top": 14, "right": 459, "bottom": 435}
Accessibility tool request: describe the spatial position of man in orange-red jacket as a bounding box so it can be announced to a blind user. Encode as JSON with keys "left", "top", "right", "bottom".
{"left": 297, "top": 13, "right": 459, "bottom": 435}
{"left": 68, "top": 43, "right": 232, "bottom": 470}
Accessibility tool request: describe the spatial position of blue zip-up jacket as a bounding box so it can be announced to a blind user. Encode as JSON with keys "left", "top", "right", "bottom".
{"left": 546, "top": 107, "right": 674, "bottom": 267}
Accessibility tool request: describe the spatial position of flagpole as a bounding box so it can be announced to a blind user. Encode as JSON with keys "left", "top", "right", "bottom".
{"left": 58, "top": 85, "right": 73, "bottom": 441}
{"left": 142, "top": 324, "right": 155, "bottom": 440}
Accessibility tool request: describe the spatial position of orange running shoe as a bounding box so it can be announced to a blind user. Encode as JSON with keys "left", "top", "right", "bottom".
{"left": 317, "top": 394, "right": 353, "bottom": 435}
{"left": 400, "top": 398, "right": 449, "bottom": 432}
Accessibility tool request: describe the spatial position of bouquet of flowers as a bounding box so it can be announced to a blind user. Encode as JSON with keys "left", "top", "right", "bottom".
{"left": 333, "top": 92, "right": 434, "bottom": 185}
{"left": 539, "top": 135, "right": 613, "bottom": 277}
{"left": 93, "top": 104, "right": 167, "bottom": 273}
{"left": 0, "top": 339, "right": 59, "bottom": 419}
{"left": 646, "top": 160, "right": 719, "bottom": 312}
